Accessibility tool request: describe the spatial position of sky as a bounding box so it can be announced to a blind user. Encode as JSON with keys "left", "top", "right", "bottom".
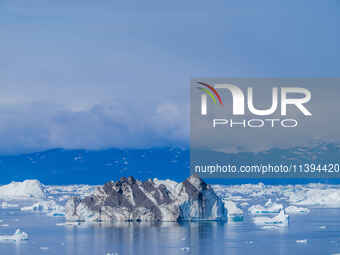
{"left": 0, "top": 0, "right": 338, "bottom": 154}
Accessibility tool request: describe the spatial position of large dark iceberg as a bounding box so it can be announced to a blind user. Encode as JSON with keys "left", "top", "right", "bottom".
{"left": 65, "top": 175, "right": 227, "bottom": 222}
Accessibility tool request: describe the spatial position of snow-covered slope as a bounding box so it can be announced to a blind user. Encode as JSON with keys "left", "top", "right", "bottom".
{"left": 65, "top": 175, "right": 227, "bottom": 222}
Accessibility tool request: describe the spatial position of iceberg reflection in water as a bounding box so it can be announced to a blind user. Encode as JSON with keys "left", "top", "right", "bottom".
{"left": 1, "top": 208, "right": 340, "bottom": 255}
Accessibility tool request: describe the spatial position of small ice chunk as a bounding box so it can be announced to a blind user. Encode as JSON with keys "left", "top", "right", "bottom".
{"left": 296, "top": 239, "right": 308, "bottom": 244}
{"left": 265, "top": 199, "right": 273, "bottom": 207}
{"left": 285, "top": 206, "right": 310, "bottom": 215}
{"left": 48, "top": 211, "right": 65, "bottom": 217}
{"left": 56, "top": 222, "right": 80, "bottom": 226}
{"left": 262, "top": 225, "right": 280, "bottom": 230}
{"left": 240, "top": 202, "right": 249, "bottom": 208}
{"left": 320, "top": 225, "right": 327, "bottom": 229}
{"left": 40, "top": 247, "right": 49, "bottom": 250}
{"left": 249, "top": 199, "right": 283, "bottom": 215}
{"left": 0, "top": 229, "right": 28, "bottom": 241}
{"left": 253, "top": 210, "right": 288, "bottom": 226}
{"left": 180, "top": 247, "right": 190, "bottom": 252}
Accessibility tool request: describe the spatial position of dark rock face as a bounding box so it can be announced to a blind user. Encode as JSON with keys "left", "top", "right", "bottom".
{"left": 65, "top": 175, "right": 227, "bottom": 222}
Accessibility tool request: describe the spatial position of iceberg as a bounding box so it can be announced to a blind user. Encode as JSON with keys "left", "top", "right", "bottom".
{"left": 0, "top": 229, "right": 28, "bottom": 242}
{"left": 65, "top": 175, "right": 227, "bottom": 222}
{"left": 223, "top": 200, "right": 243, "bottom": 222}
{"left": 285, "top": 206, "right": 310, "bottom": 215}
{"left": 21, "top": 200, "right": 65, "bottom": 217}
{"left": 240, "top": 202, "right": 249, "bottom": 208}
{"left": 248, "top": 199, "right": 283, "bottom": 215}
{"left": 20, "top": 200, "right": 62, "bottom": 212}
{"left": 0, "top": 180, "right": 46, "bottom": 200}
{"left": 253, "top": 210, "right": 288, "bottom": 226}
{"left": 288, "top": 188, "right": 340, "bottom": 208}
{"left": 296, "top": 239, "right": 308, "bottom": 244}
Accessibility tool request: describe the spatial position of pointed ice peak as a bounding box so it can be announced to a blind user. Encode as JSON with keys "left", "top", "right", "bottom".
{"left": 185, "top": 174, "right": 207, "bottom": 191}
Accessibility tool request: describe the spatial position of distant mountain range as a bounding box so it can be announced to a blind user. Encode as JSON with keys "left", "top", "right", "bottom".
{"left": 0, "top": 147, "right": 189, "bottom": 185}
{"left": 1, "top": 142, "right": 340, "bottom": 185}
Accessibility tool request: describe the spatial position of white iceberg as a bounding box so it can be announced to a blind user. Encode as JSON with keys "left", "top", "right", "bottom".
{"left": 0, "top": 229, "right": 28, "bottom": 241}
{"left": 253, "top": 210, "right": 288, "bottom": 226}
{"left": 296, "top": 239, "right": 308, "bottom": 244}
{"left": 285, "top": 206, "right": 310, "bottom": 215}
{"left": 21, "top": 200, "right": 64, "bottom": 213}
{"left": 248, "top": 199, "right": 283, "bottom": 215}
{"left": 56, "top": 222, "right": 81, "bottom": 226}
{"left": 0, "top": 180, "right": 46, "bottom": 200}
{"left": 240, "top": 202, "right": 249, "bottom": 208}
{"left": 288, "top": 188, "right": 340, "bottom": 208}
{"left": 223, "top": 200, "right": 243, "bottom": 222}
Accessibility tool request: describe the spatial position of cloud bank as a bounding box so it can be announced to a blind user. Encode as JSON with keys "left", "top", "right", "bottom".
{"left": 0, "top": 101, "right": 189, "bottom": 154}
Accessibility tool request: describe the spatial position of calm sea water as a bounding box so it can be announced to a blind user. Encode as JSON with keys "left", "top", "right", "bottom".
{"left": 1, "top": 208, "right": 340, "bottom": 255}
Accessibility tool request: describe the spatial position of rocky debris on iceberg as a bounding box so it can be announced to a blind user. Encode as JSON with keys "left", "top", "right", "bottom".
{"left": 248, "top": 199, "right": 283, "bottom": 215}
{"left": 0, "top": 180, "right": 46, "bottom": 200}
{"left": 253, "top": 210, "right": 288, "bottom": 226}
{"left": 285, "top": 205, "right": 310, "bottom": 215}
{"left": 0, "top": 229, "right": 28, "bottom": 241}
{"left": 65, "top": 174, "right": 227, "bottom": 222}
{"left": 223, "top": 200, "right": 243, "bottom": 222}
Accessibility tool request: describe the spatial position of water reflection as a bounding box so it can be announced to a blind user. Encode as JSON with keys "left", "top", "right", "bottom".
{"left": 1, "top": 209, "right": 340, "bottom": 255}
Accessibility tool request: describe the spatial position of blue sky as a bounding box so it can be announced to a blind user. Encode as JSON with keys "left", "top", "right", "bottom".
{"left": 0, "top": 0, "right": 338, "bottom": 154}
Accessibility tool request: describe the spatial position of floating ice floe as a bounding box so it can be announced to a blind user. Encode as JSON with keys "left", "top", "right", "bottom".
{"left": 253, "top": 210, "right": 288, "bottom": 226}
{"left": 21, "top": 200, "right": 64, "bottom": 214}
{"left": 296, "top": 239, "right": 308, "bottom": 244}
{"left": 0, "top": 229, "right": 28, "bottom": 241}
{"left": 223, "top": 200, "right": 244, "bottom": 222}
{"left": 248, "top": 199, "right": 283, "bottom": 215}
{"left": 180, "top": 247, "right": 190, "bottom": 252}
{"left": 240, "top": 202, "right": 249, "bottom": 208}
{"left": 56, "top": 222, "right": 81, "bottom": 226}
{"left": 47, "top": 211, "right": 65, "bottom": 217}
{"left": 285, "top": 205, "right": 310, "bottom": 215}
{"left": 262, "top": 225, "right": 281, "bottom": 230}
{"left": 1, "top": 202, "right": 19, "bottom": 208}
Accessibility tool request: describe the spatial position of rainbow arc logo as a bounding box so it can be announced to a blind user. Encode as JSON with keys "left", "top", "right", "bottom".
{"left": 197, "top": 82, "right": 223, "bottom": 106}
